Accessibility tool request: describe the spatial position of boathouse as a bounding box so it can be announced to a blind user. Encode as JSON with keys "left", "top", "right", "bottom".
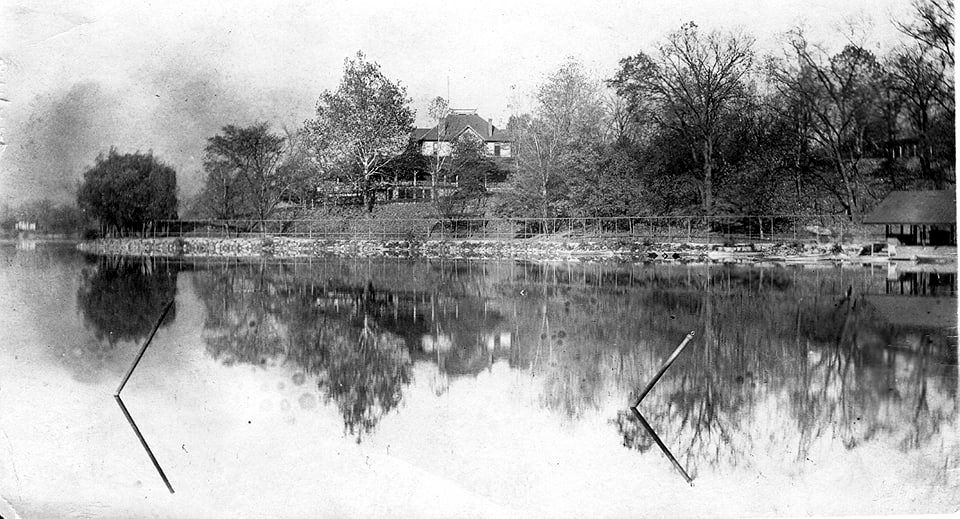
{"left": 863, "top": 190, "right": 957, "bottom": 260}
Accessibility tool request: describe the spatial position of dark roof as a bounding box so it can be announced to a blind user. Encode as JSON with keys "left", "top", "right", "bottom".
{"left": 414, "top": 112, "right": 512, "bottom": 143}
{"left": 863, "top": 190, "right": 957, "bottom": 224}
{"left": 411, "top": 128, "right": 431, "bottom": 141}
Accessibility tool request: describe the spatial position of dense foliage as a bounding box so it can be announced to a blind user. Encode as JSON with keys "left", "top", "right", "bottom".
{"left": 498, "top": 5, "right": 954, "bottom": 222}
{"left": 77, "top": 149, "right": 178, "bottom": 235}
{"left": 193, "top": 123, "right": 311, "bottom": 225}
{"left": 305, "top": 52, "right": 415, "bottom": 211}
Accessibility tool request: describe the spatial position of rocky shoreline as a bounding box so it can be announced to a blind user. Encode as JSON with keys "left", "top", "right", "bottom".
{"left": 76, "top": 236, "right": 873, "bottom": 263}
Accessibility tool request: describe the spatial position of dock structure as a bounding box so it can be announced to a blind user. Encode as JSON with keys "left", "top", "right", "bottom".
{"left": 864, "top": 190, "right": 957, "bottom": 261}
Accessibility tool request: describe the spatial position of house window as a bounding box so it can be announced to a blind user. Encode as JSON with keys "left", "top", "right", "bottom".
{"left": 494, "top": 144, "right": 501, "bottom": 157}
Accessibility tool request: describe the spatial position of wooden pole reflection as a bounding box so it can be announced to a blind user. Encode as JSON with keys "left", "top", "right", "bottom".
{"left": 629, "top": 406, "right": 694, "bottom": 485}
{"left": 114, "top": 395, "right": 175, "bottom": 494}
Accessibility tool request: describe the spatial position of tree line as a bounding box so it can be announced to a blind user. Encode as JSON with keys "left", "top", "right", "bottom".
{"left": 500, "top": 5, "right": 954, "bottom": 222}
{"left": 75, "top": 1, "right": 954, "bottom": 235}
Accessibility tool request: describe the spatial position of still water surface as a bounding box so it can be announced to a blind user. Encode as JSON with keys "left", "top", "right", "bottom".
{"left": 0, "top": 242, "right": 957, "bottom": 518}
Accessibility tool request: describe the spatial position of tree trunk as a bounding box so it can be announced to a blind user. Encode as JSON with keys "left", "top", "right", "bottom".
{"left": 362, "top": 169, "right": 376, "bottom": 212}
{"left": 703, "top": 139, "right": 714, "bottom": 215}
{"left": 541, "top": 168, "right": 549, "bottom": 234}
{"left": 832, "top": 150, "right": 858, "bottom": 219}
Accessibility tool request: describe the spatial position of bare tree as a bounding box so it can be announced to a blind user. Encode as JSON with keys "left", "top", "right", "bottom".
{"left": 204, "top": 123, "right": 294, "bottom": 230}
{"left": 895, "top": 0, "right": 955, "bottom": 68}
{"left": 426, "top": 96, "right": 450, "bottom": 201}
{"left": 521, "top": 59, "right": 607, "bottom": 226}
{"left": 771, "top": 30, "right": 883, "bottom": 217}
{"left": 610, "top": 22, "right": 755, "bottom": 214}
{"left": 887, "top": 44, "right": 952, "bottom": 185}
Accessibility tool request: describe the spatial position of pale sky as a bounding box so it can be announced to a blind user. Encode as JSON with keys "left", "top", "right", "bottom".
{"left": 0, "top": 0, "right": 916, "bottom": 204}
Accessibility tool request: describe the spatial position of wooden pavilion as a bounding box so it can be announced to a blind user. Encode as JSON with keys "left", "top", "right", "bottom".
{"left": 864, "top": 190, "right": 957, "bottom": 261}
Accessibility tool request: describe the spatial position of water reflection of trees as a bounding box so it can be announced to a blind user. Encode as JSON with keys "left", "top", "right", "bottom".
{"left": 469, "top": 260, "right": 955, "bottom": 476}
{"left": 189, "top": 258, "right": 956, "bottom": 468}
{"left": 193, "top": 264, "right": 412, "bottom": 441}
{"left": 597, "top": 264, "right": 958, "bottom": 477}
{"left": 76, "top": 255, "right": 178, "bottom": 347}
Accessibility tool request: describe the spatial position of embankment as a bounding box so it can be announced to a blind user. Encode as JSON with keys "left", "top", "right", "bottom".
{"left": 77, "top": 236, "right": 870, "bottom": 263}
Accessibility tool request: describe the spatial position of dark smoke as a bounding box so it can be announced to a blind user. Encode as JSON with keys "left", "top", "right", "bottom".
{"left": 2, "top": 81, "right": 124, "bottom": 204}
{"left": 1, "top": 53, "right": 316, "bottom": 207}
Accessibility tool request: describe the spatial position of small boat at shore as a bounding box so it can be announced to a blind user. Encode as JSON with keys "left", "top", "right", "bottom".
{"left": 916, "top": 255, "right": 957, "bottom": 265}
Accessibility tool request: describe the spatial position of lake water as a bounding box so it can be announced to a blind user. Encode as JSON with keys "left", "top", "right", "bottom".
{"left": 1, "top": 242, "right": 957, "bottom": 518}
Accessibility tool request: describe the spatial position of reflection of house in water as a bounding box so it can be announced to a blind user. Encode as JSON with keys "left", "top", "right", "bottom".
{"left": 883, "top": 262, "right": 957, "bottom": 297}
{"left": 863, "top": 263, "right": 957, "bottom": 363}
{"left": 864, "top": 190, "right": 957, "bottom": 261}
{"left": 309, "top": 283, "right": 514, "bottom": 376}
{"left": 868, "top": 263, "right": 957, "bottom": 328}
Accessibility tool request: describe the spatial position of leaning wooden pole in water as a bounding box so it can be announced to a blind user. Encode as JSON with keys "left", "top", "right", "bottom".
{"left": 632, "top": 331, "right": 696, "bottom": 408}
{"left": 115, "top": 299, "right": 175, "bottom": 396}
{"left": 631, "top": 331, "right": 696, "bottom": 486}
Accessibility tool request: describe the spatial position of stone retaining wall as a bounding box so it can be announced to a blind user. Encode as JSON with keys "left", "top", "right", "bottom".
{"left": 77, "top": 237, "right": 866, "bottom": 263}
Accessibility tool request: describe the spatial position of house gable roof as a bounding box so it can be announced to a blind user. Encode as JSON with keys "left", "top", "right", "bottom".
{"left": 863, "top": 190, "right": 957, "bottom": 224}
{"left": 414, "top": 111, "right": 512, "bottom": 143}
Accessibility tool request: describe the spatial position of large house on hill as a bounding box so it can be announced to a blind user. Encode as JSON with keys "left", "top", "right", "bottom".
{"left": 412, "top": 109, "right": 513, "bottom": 158}
{"left": 318, "top": 109, "right": 516, "bottom": 205}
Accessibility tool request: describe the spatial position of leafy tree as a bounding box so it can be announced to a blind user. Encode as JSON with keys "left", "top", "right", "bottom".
{"left": 497, "top": 60, "right": 608, "bottom": 226}
{"left": 277, "top": 127, "right": 321, "bottom": 206}
{"left": 610, "top": 23, "right": 755, "bottom": 215}
{"left": 202, "top": 123, "right": 305, "bottom": 228}
{"left": 77, "top": 149, "right": 178, "bottom": 236}
{"left": 305, "top": 52, "right": 414, "bottom": 211}
{"left": 565, "top": 141, "right": 644, "bottom": 218}
{"left": 194, "top": 155, "right": 246, "bottom": 220}
{"left": 434, "top": 136, "right": 495, "bottom": 220}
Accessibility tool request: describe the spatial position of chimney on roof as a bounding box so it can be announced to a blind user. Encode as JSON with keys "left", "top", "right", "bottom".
{"left": 487, "top": 118, "right": 493, "bottom": 138}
